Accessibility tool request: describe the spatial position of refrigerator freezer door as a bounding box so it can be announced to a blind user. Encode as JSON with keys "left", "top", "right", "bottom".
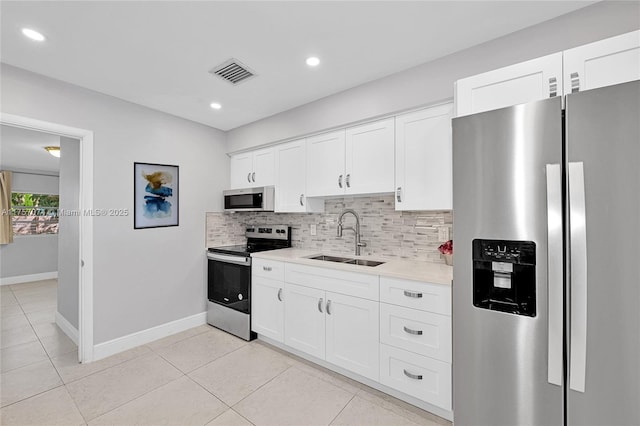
{"left": 566, "top": 81, "right": 640, "bottom": 425}
{"left": 452, "top": 98, "right": 563, "bottom": 425}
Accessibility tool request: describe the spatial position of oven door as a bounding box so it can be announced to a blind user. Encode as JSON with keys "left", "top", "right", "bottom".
{"left": 207, "top": 253, "right": 251, "bottom": 314}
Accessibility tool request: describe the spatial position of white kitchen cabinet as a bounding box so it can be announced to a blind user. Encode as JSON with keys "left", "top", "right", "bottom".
{"left": 455, "top": 52, "right": 562, "bottom": 117}
{"left": 380, "top": 343, "right": 452, "bottom": 411}
{"left": 325, "top": 291, "right": 379, "bottom": 381}
{"left": 344, "top": 118, "right": 395, "bottom": 195}
{"left": 306, "top": 130, "right": 346, "bottom": 197}
{"left": 395, "top": 104, "right": 453, "bottom": 211}
{"left": 305, "top": 118, "right": 395, "bottom": 197}
{"left": 274, "top": 139, "right": 324, "bottom": 213}
{"left": 229, "top": 147, "right": 274, "bottom": 189}
{"left": 284, "top": 283, "right": 326, "bottom": 359}
{"left": 251, "top": 276, "right": 284, "bottom": 342}
{"left": 563, "top": 30, "right": 640, "bottom": 95}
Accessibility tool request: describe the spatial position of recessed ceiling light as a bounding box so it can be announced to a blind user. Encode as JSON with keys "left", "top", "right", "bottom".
{"left": 306, "top": 57, "right": 320, "bottom": 67}
{"left": 210, "top": 102, "right": 222, "bottom": 110}
{"left": 22, "top": 28, "right": 46, "bottom": 42}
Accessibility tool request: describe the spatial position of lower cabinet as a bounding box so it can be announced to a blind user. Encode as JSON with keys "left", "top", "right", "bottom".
{"left": 380, "top": 344, "right": 452, "bottom": 411}
{"left": 251, "top": 276, "right": 284, "bottom": 342}
{"left": 251, "top": 260, "right": 452, "bottom": 416}
{"left": 284, "top": 283, "right": 380, "bottom": 381}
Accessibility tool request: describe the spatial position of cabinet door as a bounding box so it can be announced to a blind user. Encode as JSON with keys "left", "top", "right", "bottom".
{"left": 563, "top": 30, "right": 640, "bottom": 95}
{"left": 325, "top": 292, "right": 380, "bottom": 381}
{"left": 306, "top": 130, "right": 346, "bottom": 197}
{"left": 251, "top": 276, "right": 284, "bottom": 342}
{"left": 284, "top": 283, "right": 326, "bottom": 359}
{"left": 455, "top": 52, "right": 562, "bottom": 117}
{"left": 345, "top": 118, "right": 395, "bottom": 195}
{"left": 275, "top": 140, "right": 324, "bottom": 213}
{"left": 229, "top": 152, "right": 254, "bottom": 189}
{"left": 395, "top": 104, "right": 453, "bottom": 211}
{"left": 252, "top": 147, "right": 275, "bottom": 186}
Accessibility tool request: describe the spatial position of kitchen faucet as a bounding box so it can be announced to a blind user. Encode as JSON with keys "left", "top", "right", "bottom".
{"left": 337, "top": 209, "right": 367, "bottom": 256}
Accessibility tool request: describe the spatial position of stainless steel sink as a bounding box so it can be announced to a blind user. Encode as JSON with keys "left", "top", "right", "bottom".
{"left": 306, "top": 255, "right": 385, "bottom": 267}
{"left": 343, "top": 259, "right": 385, "bottom": 267}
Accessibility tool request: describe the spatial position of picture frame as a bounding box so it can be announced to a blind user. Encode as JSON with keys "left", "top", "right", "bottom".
{"left": 134, "top": 162, "right": 179, "bottom": 229}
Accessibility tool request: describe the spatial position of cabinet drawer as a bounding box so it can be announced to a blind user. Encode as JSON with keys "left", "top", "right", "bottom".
{"left": 380, "top": 344, "right": 451, "bottom": 410}
{"left": 380, "top": 303, "right": 451, "bottom": 362}
{"left": 252, "top": 258, "right": 285, "bottom": 281}
{"left": 380, "top": 277, "right": 450, "bottom": 315}
{"left": 285, "top": 262, "right": 379, "bottom": 301}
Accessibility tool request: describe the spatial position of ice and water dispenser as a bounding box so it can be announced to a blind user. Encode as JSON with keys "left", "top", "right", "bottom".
{"left": 472, "top": 239, "right": 536, "bottom": 317}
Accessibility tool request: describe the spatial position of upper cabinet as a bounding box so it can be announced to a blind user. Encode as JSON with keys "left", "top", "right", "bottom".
{"left": 306, "top": 130, "right": 346, "bottom": 197}
{"left": 345, "top": 118, "right": 395, "bottom": 195}
{"left": 455, "top": 30, "right": 640, "bottom": 117}
{"left": 306, "top": 119, "right": 395, "bottom": 197}
{"left": 395, "top": 103, "right": 453, "bottom": 211}
{"left": 274, "top": 140, "right": 324, "bottom": 213}
{"left": 563, "top": 30, "right": 640, "bottom": 94}
{"left": 455, "top": 53, "right": 562, "bottom": 117}
{"left": 229, "top": 147, "right": 274, "bottom": 189}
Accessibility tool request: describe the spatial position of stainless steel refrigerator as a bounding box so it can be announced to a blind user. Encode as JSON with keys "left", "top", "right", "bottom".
{"left": 452, "top": 80, "right": 639, "bottom": 426}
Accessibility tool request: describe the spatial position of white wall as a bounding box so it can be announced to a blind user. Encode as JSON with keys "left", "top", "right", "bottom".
{"left": 226, "top": 1, "right": 640, "bottom": 152}
{"left": 0, "top": 171, "right": 59, "bottom": 280}
{"left": 57, "top": 137, "right": 80, "bottom": 328}
{"left": 1, "top": 64, "right": 228, "bottom": 344}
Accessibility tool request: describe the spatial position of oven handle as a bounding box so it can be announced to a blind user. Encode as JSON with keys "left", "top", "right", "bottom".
{"left": 207, "top": 252, "right": 252, "bottom": 266}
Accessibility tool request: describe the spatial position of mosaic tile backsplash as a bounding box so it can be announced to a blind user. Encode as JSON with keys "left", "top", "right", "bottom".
{"left": 206, "top": 195, "right": 453, "bottom": 264}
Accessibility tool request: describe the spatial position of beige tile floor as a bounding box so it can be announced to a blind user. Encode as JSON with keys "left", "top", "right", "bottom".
{"left": 1, "top": 280, "right": 452, "bottom": 426}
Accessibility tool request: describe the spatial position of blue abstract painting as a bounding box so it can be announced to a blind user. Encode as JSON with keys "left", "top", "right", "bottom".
{"left": 134, "top": 163, "right": 179, "bottom": 228}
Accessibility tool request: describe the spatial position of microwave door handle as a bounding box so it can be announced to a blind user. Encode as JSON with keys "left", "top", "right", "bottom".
{"left": 569, "top": 162, "right": 588, "bottom": 393}
{"left": 546, "top": 164, "right": 563, "bottom": 387}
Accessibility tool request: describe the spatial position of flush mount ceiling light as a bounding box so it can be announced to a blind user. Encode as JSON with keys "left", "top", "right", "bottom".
{"left": 210, "top": 102, "right": 222, "bottom": 110}
{"left": 44, "top": 146, "right": 60, "bottom": 157}
{"left": 22, "top": 28, "right": 46, "bottom": 42}
{"left": 306, "top": 57, "right": 320, "bottom": 67}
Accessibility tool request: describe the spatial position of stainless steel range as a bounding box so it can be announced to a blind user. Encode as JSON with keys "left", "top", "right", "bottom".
{"left": 206, "top": 225, "right": 291, "bottom": 340}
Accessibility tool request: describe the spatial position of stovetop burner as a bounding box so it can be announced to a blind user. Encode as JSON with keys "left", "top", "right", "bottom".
{"left": 208, "top": 225, "right": 292, "bottom": 257}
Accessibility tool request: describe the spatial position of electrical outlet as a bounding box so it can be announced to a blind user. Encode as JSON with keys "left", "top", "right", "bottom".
{"left": 438, "top": 226, "right": 450, "bottom": 241}
{"left": 310, "top": 224, "right": 317, "bottom": 236}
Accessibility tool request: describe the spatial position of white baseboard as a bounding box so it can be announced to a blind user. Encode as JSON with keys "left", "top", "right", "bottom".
{"left": 93, "top": 312, "right": 207, "bottom": 361}
{"left": 55, "top": 311, "right": 79, "bottom": 345}
{"left": 0, "top": 271, "right": 58, "bottom": 286}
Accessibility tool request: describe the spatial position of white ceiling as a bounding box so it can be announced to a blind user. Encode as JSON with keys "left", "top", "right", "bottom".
{"left": 1, "top": 1, "right": 594, "bottom": 131}
{"left": 1, "top": 125, "right": 60, "bottom": 173}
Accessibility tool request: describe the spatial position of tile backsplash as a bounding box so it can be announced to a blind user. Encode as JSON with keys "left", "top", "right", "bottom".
{"left": 206, "top": 195, "right": 453, "bottom": 263}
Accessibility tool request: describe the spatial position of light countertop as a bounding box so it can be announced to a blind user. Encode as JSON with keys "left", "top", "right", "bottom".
{"left": 251, "top": 247, "right": 453, "bottom": 286}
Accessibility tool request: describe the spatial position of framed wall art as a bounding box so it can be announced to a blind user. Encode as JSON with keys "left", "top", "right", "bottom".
{"left": 134, "top": 162, "right": 179, "bottom": 229}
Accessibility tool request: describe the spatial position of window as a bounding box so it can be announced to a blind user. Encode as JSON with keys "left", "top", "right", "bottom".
{"left": 11, "top": 193, "right": 59, "bottom": 235}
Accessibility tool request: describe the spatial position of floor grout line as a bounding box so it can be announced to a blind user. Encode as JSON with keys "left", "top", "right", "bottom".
{"left": 328, "top": 394, "right": 357, "bottom": 426}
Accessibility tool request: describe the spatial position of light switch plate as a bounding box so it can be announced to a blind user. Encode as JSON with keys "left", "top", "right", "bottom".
{"left": 310, "top": 224, "right": 317, "bottom": 236}
{"left": 438, "top": 226, "right": 450, "bottom": 241}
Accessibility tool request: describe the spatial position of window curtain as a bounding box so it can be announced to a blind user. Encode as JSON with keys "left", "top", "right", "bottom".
{"left": 0, "top": 170, "right": 13, "bottom": 244}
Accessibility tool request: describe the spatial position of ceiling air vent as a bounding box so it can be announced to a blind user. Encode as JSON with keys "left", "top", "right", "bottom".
{"left": 209, "top": 59, "right": 256, "bottom": 85}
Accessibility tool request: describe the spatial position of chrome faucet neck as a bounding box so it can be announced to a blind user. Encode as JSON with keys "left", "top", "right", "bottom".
{"left": 336, "top": 209, "right": 366, "bottom": 256}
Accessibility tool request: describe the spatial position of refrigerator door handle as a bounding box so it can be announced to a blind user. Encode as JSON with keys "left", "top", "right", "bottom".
{"left": 546, "top": 163, "right": 563, "bottom": 387}
{"left": 569, "top": 161, "right": 588, "bottom": 393}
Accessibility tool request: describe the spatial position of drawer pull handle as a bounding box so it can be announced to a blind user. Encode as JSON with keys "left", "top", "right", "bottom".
{"left": 277, "top": 288, "right": 283, "bottom": 302}
{"left": 403, "top": 290, "right": 423, "bottom": 299}
{"left": 326, "top": 300, "right": 332, "bottom": 315}
{"left": 318, "top": 298, "right": 324, "bottom": 313}
{"left": 403, "top": 326, "right": 423, "bottom": 336}
{"left": 403, "top": 369, "right": 423, "bottom": 380}
{"left": 263, "top": 266, "right": 272, "bottom": 271}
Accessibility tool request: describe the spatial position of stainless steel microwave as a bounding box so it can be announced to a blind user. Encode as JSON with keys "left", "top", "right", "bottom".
{"left": 223, "top": 186, "right": 275, "bottom": 212}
